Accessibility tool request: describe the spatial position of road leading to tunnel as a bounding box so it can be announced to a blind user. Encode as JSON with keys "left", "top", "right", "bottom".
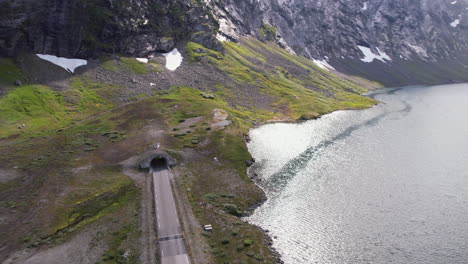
{"left": 152, "top": 160, "right": 190, "bottom": 264}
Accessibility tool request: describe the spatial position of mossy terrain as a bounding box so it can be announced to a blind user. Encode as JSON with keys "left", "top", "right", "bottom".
{"left": 120, "top": 57, "right": 161, "bottom": 74}
{"left": 0, "top": 58, "right": 24, "bottom": 85}
{"left": 258, "top": 23, "right": 277, "bottom": 41}
{"left": 0, "top": 76, "right": 116, "bottom": 138}
{"left": 187, "top": 37, "right": 376, "bottom": 119}
{"left": 0, "top": 37, "right": 378, "bottom": 263}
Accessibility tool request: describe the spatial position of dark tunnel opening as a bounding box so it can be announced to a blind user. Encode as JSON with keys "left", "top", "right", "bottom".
{"left": 150, "top": 158, "right": 168, "bottom": 171}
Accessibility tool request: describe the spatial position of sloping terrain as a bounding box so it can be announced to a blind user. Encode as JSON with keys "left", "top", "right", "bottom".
{"left": 209, "top": 0, "right": 468, "bottom": 85}
{"left": 2, "top": 0, "right": 468, "bottom": 85}
{"left": 1, "top": 39, "right": 377, "bottom": 264}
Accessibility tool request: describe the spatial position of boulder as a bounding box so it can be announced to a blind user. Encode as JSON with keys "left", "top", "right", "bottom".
{"left": 299, "top": 112, "right": 320, "bottom": 121}
{"left": 201, "top": 92, "right": 215, "bottom": 99}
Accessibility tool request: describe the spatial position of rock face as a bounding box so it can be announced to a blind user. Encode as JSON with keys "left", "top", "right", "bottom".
{"left": 210, "top": 0, "right": 468, "bottom": 60}
{"left": 0, "top": 0, "right": 220, "bottom": 57}
{"left": 208, "top": 0, "right": 468, "bottom": 85}
{"left": 1, "top": 0, "right": 468, "bottom": 85}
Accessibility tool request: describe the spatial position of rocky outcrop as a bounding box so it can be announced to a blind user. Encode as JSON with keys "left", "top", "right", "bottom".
{"left": 1, "top": 0, "right": 468, "bottom": 85}
{"left": 207, "top": 0, "right": 468, "bottom": 85}
{"left": 209, "top": 0, "right": 468, "bottom": 61}
{"left": 0, "top": 0, "right": 221, "bottom": 58}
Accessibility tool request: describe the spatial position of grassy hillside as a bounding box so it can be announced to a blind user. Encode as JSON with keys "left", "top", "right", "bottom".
{"left": 0, "top": 38, "right": 378, "bottom": 264}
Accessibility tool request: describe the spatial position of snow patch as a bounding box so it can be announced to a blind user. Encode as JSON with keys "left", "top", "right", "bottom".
{"left": 136, "top": 58, "right": 148, "bottom": 63}
{"left": 362, "top": 2, "right": 368, "bottom": 11}
{"left": 450, "top": 17, "right": 460, "bottom": 27}
{"left": 357, "top": 46, "right": 391, "bottom": 63}
{"left": 162, "top": 48, "right": 183, "bottom": 71}
{"left": 150, "top": 83, "right": 156, "bottom": 87}
{"left": 312, "top": 59, "right": 335, "bottom": 71}
{"left": 36, "top": 54, "right": 87, "bottom": 73}
{"left": 451, "top": 0, "right": 457, "bottom": 4}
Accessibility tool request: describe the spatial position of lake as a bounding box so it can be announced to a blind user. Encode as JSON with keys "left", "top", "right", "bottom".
{"left": 247, "top": 84, "right": 468, "bottom": 264}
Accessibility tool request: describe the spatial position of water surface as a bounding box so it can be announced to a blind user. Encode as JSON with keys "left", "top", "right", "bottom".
{"left": 247, "top": 84, "right": 468, "bottom": 264}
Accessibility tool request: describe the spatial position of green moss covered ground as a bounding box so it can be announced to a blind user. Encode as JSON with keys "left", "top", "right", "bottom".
{"left": 187, "top": 37, "right": 376, "bottom": 120}
{"left": 0, "top": 58, "right": 24, "bottom": 85}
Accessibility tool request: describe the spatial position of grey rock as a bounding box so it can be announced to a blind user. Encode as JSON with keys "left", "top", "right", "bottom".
{"left": 209, "top": 0, "right": 468, "bottom": 61}
{"left": 190, "top": 31, "right": 224, "bottom": 52}
{"left": 200, "top": 92, "right": 215, "bottom": 99}
{"left": 0, "top": 0, "right": 218, "bottom": 57}
{"left": 245, "top": 160, "right": 254, "bottom": 167}
{"left": 1, "top": 0, "right": 468, "bottom": 85}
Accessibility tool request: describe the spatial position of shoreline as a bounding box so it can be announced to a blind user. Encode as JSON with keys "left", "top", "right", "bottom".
{"left": 241, "top": 90, "right": 384, "bottom": 264}
{"left": 241, "top": 83, "right": 468, "bottom": 263}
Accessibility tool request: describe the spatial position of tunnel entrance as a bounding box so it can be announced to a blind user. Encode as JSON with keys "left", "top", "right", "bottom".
{"left": 139, "top": 150, "right": 176, "bottom": 171}
{"left": 150, "top": 158, "right": 168, "bottom": 171}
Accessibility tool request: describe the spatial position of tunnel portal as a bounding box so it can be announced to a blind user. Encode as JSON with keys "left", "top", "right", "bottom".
{"left": 150, "top": 157, "right": 168, "bottom": 171}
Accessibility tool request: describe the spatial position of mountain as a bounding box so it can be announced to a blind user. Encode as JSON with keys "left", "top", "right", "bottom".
{"left": 211, "top": 0, "right": 468, "bottom": 85}
{"left": 2, "top": 0, "right": 468, "bottom": 85}
{"left": 1, "top": 1, "right": 467, "bottom": 264}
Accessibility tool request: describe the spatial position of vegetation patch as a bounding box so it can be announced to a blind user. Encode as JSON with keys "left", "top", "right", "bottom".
{"left": 186, "top": 42, "right": 223, "bottom": 62}
{"left": 0, "top": 76, "right": 116, "bottom": 138}
{"left": 258, "top": 22, "right": 277, "bottom": 41}
{"left": 0, "top": 58, "right": 24, "bottom": 85}
{"left": 100, "top": 57, "right": 119, "bottom": 72}
{"left": 120, "top": 58, "right": 152, "bottom": 74}
{"left": 0, "top": 85, "right": 69, "bottom": 137}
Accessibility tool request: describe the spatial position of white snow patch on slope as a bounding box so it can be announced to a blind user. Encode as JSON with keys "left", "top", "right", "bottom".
{"left": 162, "top": 48, "right": 183, "bottom": 71}
{"left": 136, "top": 58, "right": 148, "bottom": 63}
{"left": 312, "top": 59, "right": 335, "bottom": 71}
{"left": 451, "top": 0, "right": 457, "bottom": 4}
{"left": 450, "top": 18, "right": 460, "bottom": 27}
{"left": 36, "top": 54, "right": 87, "bottom": 73}
{"left": 362, "top": 2, "right": 368, "bottom": 10}
{"left": 357, "top": 46, "right": 391, "bottom": 63}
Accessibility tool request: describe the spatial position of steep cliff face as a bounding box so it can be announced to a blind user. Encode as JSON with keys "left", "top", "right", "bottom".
{"left": 0, "top": 0, "right": 220, "bottom": 57}
{"left": 1, "top": 0, "right": 468, "bottom": 85}
{"left": 209, "top": 0, "right": 468, "bottom": 85}
{"left": 212, "top": 0, "right": 468, "bottom": 60}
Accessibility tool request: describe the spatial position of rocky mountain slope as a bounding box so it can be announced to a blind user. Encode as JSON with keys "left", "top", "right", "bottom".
{"left": 2, "top": 0, "right": 468, "bottom": 85}
{"left": 1, "top": 1, "right": 468, "bottom": 264}
{"left": 209, "top": 0, "right": 468, "bottom": 85}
